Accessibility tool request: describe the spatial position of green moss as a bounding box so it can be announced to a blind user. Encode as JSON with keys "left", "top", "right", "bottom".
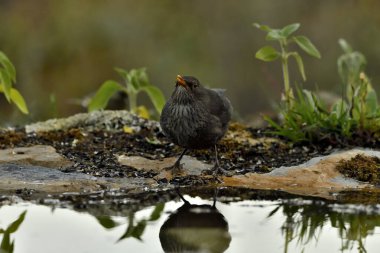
{"left": 337, "top": 154, "right": 380, "bottom": 184}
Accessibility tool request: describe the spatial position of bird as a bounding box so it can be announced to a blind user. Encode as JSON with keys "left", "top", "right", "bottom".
{"left": 160, "top": 75, "right": 232, "bottom": 176}
{"left": 159, "top": 188, "right": 231, "bottom": 252}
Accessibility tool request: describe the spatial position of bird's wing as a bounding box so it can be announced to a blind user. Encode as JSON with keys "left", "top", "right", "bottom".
{"left": 212, "top": 88, "right": 226, "bottom": 96}
{"left": 201, "top": 88, "right": 232, "bottom": 127}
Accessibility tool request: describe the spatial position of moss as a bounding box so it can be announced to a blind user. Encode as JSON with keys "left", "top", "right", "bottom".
{"left": 336, "top": 190, "right": 380, "bottom": 204}
{"left": 0, "top": 131, "right": 26, "bottom": 148}
{"left": 336, "top": 154, "right": 380, "bottom": 184}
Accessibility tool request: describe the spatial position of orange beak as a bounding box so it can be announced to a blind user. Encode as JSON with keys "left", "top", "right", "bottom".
{"left": 176, "top": 75, "right": 187, "bottom": 87}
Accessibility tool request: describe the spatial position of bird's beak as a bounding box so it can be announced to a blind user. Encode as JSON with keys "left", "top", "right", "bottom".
{"left": 176, "top": 75, "right": 187, "bottom": 88}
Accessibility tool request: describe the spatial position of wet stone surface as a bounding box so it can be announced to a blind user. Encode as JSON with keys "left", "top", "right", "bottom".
{"left": 0, "top": 145, "right": 72, "bottom": 169}
{"left": 117, "top": 155, "right": 213, "bottom": 178}
{"left": 0, "top": 163, "right": 104, "bottom": 193}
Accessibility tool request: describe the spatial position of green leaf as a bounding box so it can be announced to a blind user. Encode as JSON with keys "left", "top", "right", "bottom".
{"left": 9, "top": 241, "right": 14, "bottom": 253}
{"left": 140, "top": 86, "right": 166, "bottom": 114}
{"left": 255, "top": 46, "right": 280, "bottom": 62}
{"left": 96, "top": 216, "right": 118, "bottom": 230}
{"left": 253, "top": 23, "right": 272, "bottom": 32}
{"left": 131, "top": 220, "right": 147, "bottom": 240}
{"left": 265, "top": 30, "right": 284, "bottom": 41}
{"left": 118, "top": 220, "right": 147, "bottom": 241}
{"left": 331, "top": 99, "right": 348, "bottom": 119}
{"left": 88, "top": 80, "right": 125, "bottom": 112}
{"left": 267, "top": 205, "right": 281, "bottom": 218}
{"left": 10, "top": 88, "right": 28, "bottom": 114}
{"left": 294, "top": 36, "right": 321, "bottom": 59}
{"left": 126, "top": 68, "right": 149, "bottom": 91}
{"left": 149, "top": 203, "right": 165, "bottom": 221}
{"left": 302, "top": 89, "right": 317, "bottom": 110}
{"left": 290, "top": 52, "right": 306, "bottom": 81}
{"left": 366, "top": 90, "right": 378, "bottom": 116}
{"left": 337, "top": 49, "right": 366, "bottom": 86}
{"left": 6, "top": 211, "right": 26, "bottom": 233}
{"left": 134, "top": 68, "right": 150, "bottom": 87}
{"left": 114, "top": 67, "right": 129, "bottom": 81}
{"left": 0, "top": 52, "right": 16, "bottom": 102}
{"left": 115, "top": 67, "right": 139, "bottom": 92}
{"left": 263, "top": 115, "right": 282, "bottom": 130}
{"left": 338, "top": 39, "right": 353, "bottom": 53}
{"left": 280, "top": 23, "right": 300, "bottom": 38}
{"left": 0, "top": 52, "right": 16, "bottom": 82}
{"left": 0, "top": 233, "right": 11, "bottom": 252}
{"left": 0, "top": 69, "right": 11, "bottom": 102}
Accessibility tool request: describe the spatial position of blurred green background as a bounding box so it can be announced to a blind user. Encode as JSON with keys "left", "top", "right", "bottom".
{"left": 1, "top": 0, "right": 380, "bottom": 124}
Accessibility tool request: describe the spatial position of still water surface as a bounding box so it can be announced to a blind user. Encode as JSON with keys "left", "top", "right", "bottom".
{"left": 0, "top": 195, "right": 379, "bottom": 253}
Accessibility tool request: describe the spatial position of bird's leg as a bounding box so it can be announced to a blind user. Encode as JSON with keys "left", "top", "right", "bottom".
{"left": 165, "top": 148, "right": 187, "bottom": 171}
{"left": 174, "top": 148, "right": 187, "bottom": 168}
{"left": 211, "top": 145, "right": 227, "bottom": 182}
{"left": 175, "top": 187, "right": 190, "bottom": 205}
{"left": 212, "top": 187, "right": 219, "bottom": 208}
{"left": 214, "top": 144, "right": 221, "bottom": 168}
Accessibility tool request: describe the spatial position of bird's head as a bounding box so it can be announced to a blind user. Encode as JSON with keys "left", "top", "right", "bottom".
{"left": 172, "top": 75, "right": 201, "bottom": 104}
{"left": 175, "top": 75, "right": 201, "bottom": 91}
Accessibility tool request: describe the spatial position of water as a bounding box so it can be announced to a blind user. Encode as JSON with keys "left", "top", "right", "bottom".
{"left": 1, "top": 194, "right": 380, "bottom": 253}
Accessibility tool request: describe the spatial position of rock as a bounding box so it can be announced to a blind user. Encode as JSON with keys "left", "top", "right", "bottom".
{"left": 0, "top": 145, "right": 73, "bottom": 169}
{"left": 117, "top": 155, "right": 213, "bottom": 174}
{"left": 0, "top": 163, "right": 157, "bottom": 193}
{"left": 0, "top": 163, "right": 104, "bottom": 193}
{"left": 117, "top": 155, "right": 213, "bottom": 180}
{"left": 25, "top": 110, "right": 159, "bottom": 133}
{"left": 223, "top": 149, "right": 377, "bottom": 199}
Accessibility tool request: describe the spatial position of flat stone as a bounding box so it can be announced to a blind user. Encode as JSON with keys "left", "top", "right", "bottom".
{"left": 117, "top": 155, "right": 213, "bottom": 177}
{"left": 0, "top": 145, "right": 73, "bottom": 169}
{"left": 0, "top": 163, "right": 157, "bottom": 193}
{"left": 25, "top": 110, "right": 158, "bottom": 133}
{"left": 223, "top": 149, "right": 377, "bottom": 199}
{"left": 0, "top": 163, "right": 105, "bottom": 192}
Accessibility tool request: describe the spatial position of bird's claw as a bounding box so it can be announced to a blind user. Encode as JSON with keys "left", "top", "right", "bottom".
{"left": 164, "top": 162, "right": 184, "bottom": 171}
{"left": 202, "top": 165, "right": 230, "bottom": 183}
{"left": 162, "top": 162, "right": 187, "bottom": 179}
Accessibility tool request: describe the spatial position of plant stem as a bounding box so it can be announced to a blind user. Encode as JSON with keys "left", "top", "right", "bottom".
{"left": 282, "top": 57, "right": 290, "bottom": 97}
{"left": 280, "top": 41, "right": 291, "bottom": 109}
{"left": 129, "top": 91, "right": 137, "bottom": 113}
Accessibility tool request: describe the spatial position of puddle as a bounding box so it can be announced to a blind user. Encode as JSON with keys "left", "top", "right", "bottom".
{"left": 1, "top": 191, "right": 380, "bottom": 253}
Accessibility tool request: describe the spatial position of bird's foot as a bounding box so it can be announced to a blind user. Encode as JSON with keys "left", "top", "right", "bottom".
{"left": 203, "top": 165, "right": 231, "bottom": 183}
{"left": 163, "top": 162, "right": 186, "bottom": 177}
{"left": 164, "top": 162, "right": 183, "bottom": 171}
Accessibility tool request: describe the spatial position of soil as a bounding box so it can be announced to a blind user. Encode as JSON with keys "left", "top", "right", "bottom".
{"left": 337, "top": 154, "right": 380, "bottom": 185}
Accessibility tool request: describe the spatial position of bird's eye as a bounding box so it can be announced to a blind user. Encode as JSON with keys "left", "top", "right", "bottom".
{"left": 193, "top": 82, "right": 199, "bottom": 88}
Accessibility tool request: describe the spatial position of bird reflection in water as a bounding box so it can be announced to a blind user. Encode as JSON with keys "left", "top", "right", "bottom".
{"left": 159, "top": 189, "right": 231, "bottom": 253}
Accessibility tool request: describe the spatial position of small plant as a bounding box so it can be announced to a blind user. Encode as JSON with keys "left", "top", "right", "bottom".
{"left": 88, "top": 67, "right": 166, "bottom": 118}
{"left": 264, "top": 39, "right": 380, "bottom": 142}
{"left": 0, "top": 51, "right": 28, "bottom": 114}
{"left": 254, "top": 23, "right": 321, "bottom": 108}
{"left": 0, "top": 210, "right": 26, "bottom": 253}
{"left": 96, "top": 203, "right": 165, "bottom": 242}
{"left": 337, "top": 39, "right": 380, "bottom": 131}
{"left": 337, "top": 38, "right": 367, "bottom": 98}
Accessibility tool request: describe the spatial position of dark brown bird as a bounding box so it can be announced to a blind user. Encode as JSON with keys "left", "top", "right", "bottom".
{"left": 160, "top": 75, "right": 232, "bottom": 175}
{"left": 159, "top": 189, "right": 231, "bottom": 252}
